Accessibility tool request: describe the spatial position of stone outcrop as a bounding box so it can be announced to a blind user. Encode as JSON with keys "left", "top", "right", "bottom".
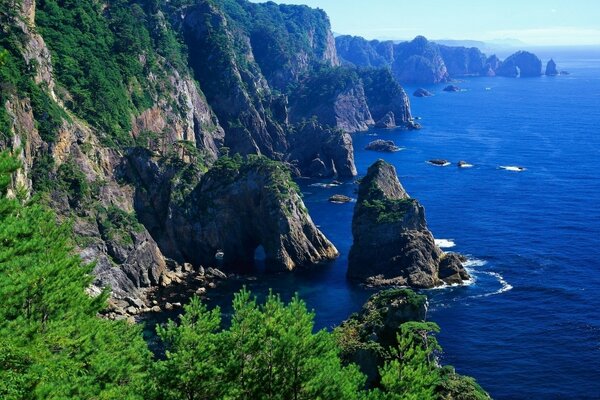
{"left": 438, "top": 45, "right": 487, "bottom": 76}
{"left": 413, "top": 88, "right": 433, "bottom": 97}
{"left": 546, "top": 59, "right": 559, "bottom": 76}
{"left": 375, "top": 112, "right": 396, "bottom": 129}
{"left": 125, "top": 151, "right": 338, "bottom": 272}
{"left": 365, "top": 139, "right": 401, "bottom": 152}
{"left": 443, "top": 85, "right": 461, "bottom": 92}
{"left": 289, "top": 76, "right": 374, "bottom": 133}
{"left": 359, "top": 68, "right": 417, "bottom": 129}
{"left": 496, "top": 51, "right": 543, "bottom": 77}
{"left": 347, "top": 160, "right": 470, "bottom": 287}
{"left": 286, "top": 121, "right": 356, "bottom": 178}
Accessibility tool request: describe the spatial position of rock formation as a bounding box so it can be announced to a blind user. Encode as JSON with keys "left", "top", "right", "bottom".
{"left": 413, "top": 88, "right": 434, "bottom": 97}
{"left": 336, "top": 35, "right": 544, "bottom": 83}
{"left": 443, "top": 85, "right": 461, "bottom": 92}
{"left": 1, "top": 0, "right": 357, "bottom": 307}
{"left": 347, "top": 160, "right": 470, "bottom": 287}
{"left": 125, "top": 151, "right": 338, "bottom": 272}
{"left": 496, "top": 51, "right": 543, "bottom": 77}
{"left": 375, "top": 112, "right": 396, "bottom": 129}
{"left": 286, "top": 120, "right": 357, "bottom": 178}
{"left": 365, "top": 140, "right": 401, "bottom": 152}
{"left": 546, "top": 59, "right": 559, "bottom": 76}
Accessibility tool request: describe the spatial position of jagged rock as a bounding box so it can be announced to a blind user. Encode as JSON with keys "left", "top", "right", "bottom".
{"left": 347, "top": 160, "right": 470, "bottom": 288}
{"left": 287, "top": 121, "right": 357, "bottom": 178}
{"left": 438, "top": 45, "right": 487, "bottom": 77}
{"left": 546, "top": 59, "right": 559, "bottom": 76}
{"left": 438, "top": 253, "right": 470, "bottom": 284}
{"left": 359, "top": 69, "right": 417, "bottom": 129}
{"left": 443, "top": 85, "right": 461, "bottom": 92}
{"left": 496, "top": 51, "right": 542, "bottom": 77}
{"left": 126, "top": 152, "right": 339, "bottom": 272}
{"left": 375, "top": 112, "right": 396, "bottom": 129}
{"left": 329, "top": 194, "right": 353, "bottom": 204}
{"left": 288, "top": 69, "right": 374, "bottom": 133}
{"left": 206, "top": 267, "right": 228, "bottom": 279}
{"left": 413, "top": 88, "right": 433, "bottom": 97}
{"left": 428, "top": 159, "right": 450, "bottom": 166}
{"left": 365, "top": 140, "right": 401, "bottom": 152}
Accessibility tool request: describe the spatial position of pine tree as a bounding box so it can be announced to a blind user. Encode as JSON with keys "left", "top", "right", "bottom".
{"left": 0, "top": 151, "right": 151, "bottom": 399}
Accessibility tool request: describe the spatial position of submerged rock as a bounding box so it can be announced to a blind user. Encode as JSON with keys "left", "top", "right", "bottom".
{"left": 428, "top": 159, "right": 450, "bottom": 166}
{"left": 365, "top": 140, "right": 401, "bottom": 153}
{"left": 546, "top": 59, "right": 559, "bottom": 76}
{"left": 347, "top": 160, "right": 469, "bottom": 288}
{"left": 443, "top": 85, "right": 461, "bottom": 92}
{"left": 413, "top": 88, "right": 434, "bottom": 97}
{"left": 329, "top": 194, "right": 353, "bottom": 204}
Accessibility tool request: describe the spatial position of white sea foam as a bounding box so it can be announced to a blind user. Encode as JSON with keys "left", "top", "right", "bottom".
{"left": 427, "top": 161, "right": 451, "bottom": 167}
{"left": 308, "top": 183, "right": 339, "bottom": 189}
{"left": 500, "top": 165, "right": 526, "bottom": 172}
{"left": 462, "top": 258, "right": 488, "bottom": 268}
{"left": 470, "top": 271, "right": 513, "bottom": 298}
{"left": 435, "top": 239, "right": 456, "bottom": 248}
{"left": 458, "top": 163, "right": 474, "bottom": 168}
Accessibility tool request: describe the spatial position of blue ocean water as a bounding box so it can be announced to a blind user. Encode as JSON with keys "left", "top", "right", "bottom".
{"left": 180, "top": 51, "right": 600, "bottom": 399}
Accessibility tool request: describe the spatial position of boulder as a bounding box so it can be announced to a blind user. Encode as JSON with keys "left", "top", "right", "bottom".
{"left": 347, "top": 160, "right": 470, "bottom": 288}
{"left": 413, "top": 88, "right": 433, "bottom": 97}
{"left": 365, "top": 140, "right": 401, "bottom": 153}
{"left": 428, "top": 159, "right": 450, "bottom": 166}
{"left": 443, "top": 85, "right": 460, "bottom": 92}
{"left": 329, "top": 194, "right": 353, "bottom": 204}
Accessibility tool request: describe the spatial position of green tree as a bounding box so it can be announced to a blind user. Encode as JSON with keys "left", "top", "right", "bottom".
{"left": 378, "top": 322, "right": 442, "bottom": 400}
{"left": 0, "top": 151, "right": 151, "bottom": 399}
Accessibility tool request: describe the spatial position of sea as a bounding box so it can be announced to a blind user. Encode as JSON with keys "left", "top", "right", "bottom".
{"left": 149, "top": 47, "right": 600, "bottom": 399}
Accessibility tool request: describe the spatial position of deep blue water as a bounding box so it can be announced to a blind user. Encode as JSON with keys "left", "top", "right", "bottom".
{"left": 185, "top": 52, "right": 600, "bottom": 399}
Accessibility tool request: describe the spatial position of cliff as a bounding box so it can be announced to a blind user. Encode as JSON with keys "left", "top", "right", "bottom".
{"left": 348, "top": 160, "right": 470, "bottom": 287}
{"left": 0, "top": 0, "right": 363, "bottom": 306}
{"left": 337, "top": 35, "right": 543, "bottom": 83}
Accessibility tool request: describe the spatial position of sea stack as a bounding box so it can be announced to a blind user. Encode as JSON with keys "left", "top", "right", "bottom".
{"left": 546, "top": 59, "right": 559, "bottom": 76}
{"left": 347, "top": 160, "right": 470, "bottom": 287}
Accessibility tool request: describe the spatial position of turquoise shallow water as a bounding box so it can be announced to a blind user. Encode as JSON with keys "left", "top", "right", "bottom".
{"left": 150, "top": 50, "right": 600, "bottom": 399}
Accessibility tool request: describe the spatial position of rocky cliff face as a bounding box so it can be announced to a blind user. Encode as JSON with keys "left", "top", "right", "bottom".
{"left": 496, "top": 51, "right": 543, "bottom": 77}
{"left": 336, "top": 35, "right": 547, "bottom": 83}
{"left": 125, "top": 151, "right": 338, "bottom": 271}
{"left": 1, "top": 0, "right": 354, "bottom": 308}
{"left": 348, "top": 160, "right": 470, "bottom": 287}
{"left": 438, "top": 45, "right": 487, "bottom": 76}
{"left": 286, "top": 120, "right": 357, "bottom": 178}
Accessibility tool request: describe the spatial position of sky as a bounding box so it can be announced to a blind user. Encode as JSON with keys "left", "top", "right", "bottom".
{"left": 250, "top": 0, "right": 600, "bottom": 46}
